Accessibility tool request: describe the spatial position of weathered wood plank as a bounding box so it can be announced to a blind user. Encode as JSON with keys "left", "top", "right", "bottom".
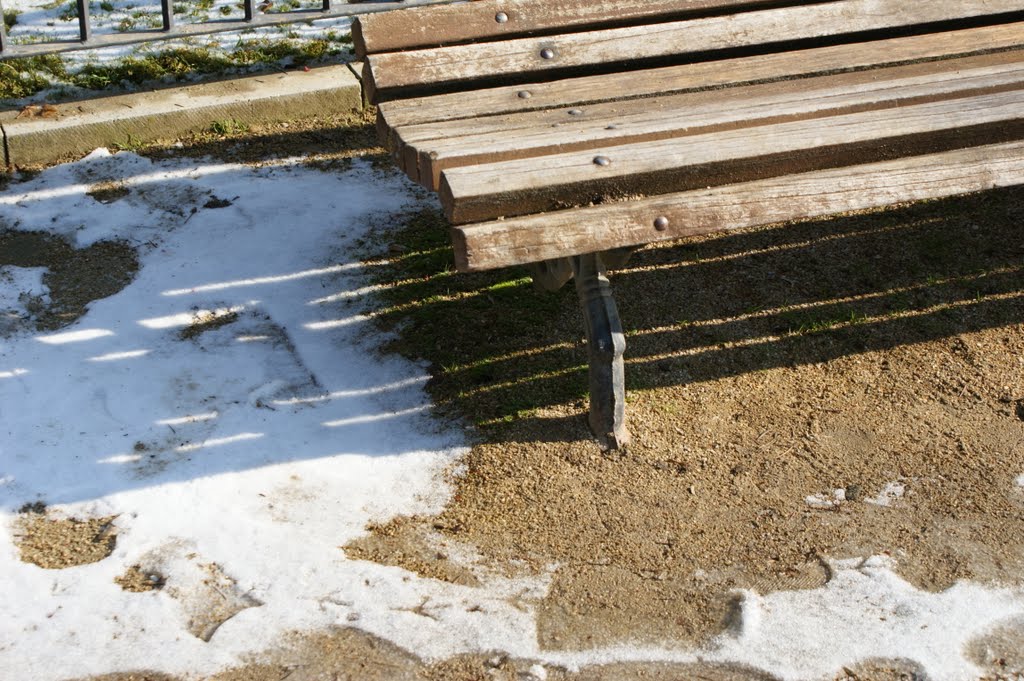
{"left": 439, "top": 88, "right": 1024, "bottom": 224}
{"left": 451, "top": 141, "right": 1024, "bottom": 271}
{"left": 352, "top": 0, "right": 789, "bottom": 59}
{"left": 377, "top": 22, "right": 1024, "bottom": 129}
{"left": 363, "top": 0, "right": 1024, "bottom": 102}
{"left": 396, "top": 51, "right": 1024, "bottom": 190}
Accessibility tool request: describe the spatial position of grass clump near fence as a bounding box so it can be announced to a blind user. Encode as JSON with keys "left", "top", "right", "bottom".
{"left": 0, "top": 32, "right": 351, "bottom": 101}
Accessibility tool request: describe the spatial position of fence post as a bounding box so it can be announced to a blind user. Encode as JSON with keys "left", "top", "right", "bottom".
{"left": 76, "top": 0, "right": 91, "bottom": 43}
{"left": 0, "top": 0, "right": 9, "bottom": 55}
{"left": 162, "top": 0, "right": 174, "bottom": 31}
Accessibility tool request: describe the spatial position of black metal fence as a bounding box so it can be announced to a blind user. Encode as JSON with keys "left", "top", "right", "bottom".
{"left": 0, "top": 0, "right": 446, "bottom": 59}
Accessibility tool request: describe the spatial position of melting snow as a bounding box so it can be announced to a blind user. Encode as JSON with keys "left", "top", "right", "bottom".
{"left": 0, "top": 150, "right": 1021, "bottom": 681}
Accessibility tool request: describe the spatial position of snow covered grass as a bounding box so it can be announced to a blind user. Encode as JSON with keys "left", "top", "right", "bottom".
{"left": 1, "top": 0, "right": 356, "bottom": 100}
{"left": 1, "top": 148, "right": 1023, "bottom": 680}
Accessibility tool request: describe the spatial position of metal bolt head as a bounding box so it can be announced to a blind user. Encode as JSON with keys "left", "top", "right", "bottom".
{"left": 517, "top": 90, "right": 532, "bottom": 99}
{"left": 495, "top": 11, "right": 508, "bottom": 23}
{"left": 540, "top": 48, "right": 555, "bottom": 60}
{"left": 654, "top": 216, "right": 670, "bottom": 231}
{"left": 593, "top": 156, "right": 611, "bottom": 167}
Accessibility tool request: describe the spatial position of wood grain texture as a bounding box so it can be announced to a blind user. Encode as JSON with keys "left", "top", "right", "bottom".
{"left": 363, "top": 0, "right": 1024, "bottom": 102}
{"left": 439, "top": 88, "right": 1024, "bottom": 224}
{"left": 451, "top": 141, "right": 1024, "bottom": 271}
{"left": 394, "top": 52, "right": 1024, "bottom": 189}
{"left": 352, "top": 0, "right": 788, "bottom": 59}
{"left": 377, "top": 22, "right": 1024, "bottom": 129}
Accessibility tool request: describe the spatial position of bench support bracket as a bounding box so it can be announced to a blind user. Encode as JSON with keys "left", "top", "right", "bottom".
{"left": 572, "top": 252, "right": 630, "bottom": 449}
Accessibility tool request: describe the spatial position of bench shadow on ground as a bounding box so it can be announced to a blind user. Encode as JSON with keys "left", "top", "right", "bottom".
{"left": 1, "top": 146, "right": 1020, "bottom": 508}
{"left": 375, "top": 185, "right": 1024, "bottom": 443}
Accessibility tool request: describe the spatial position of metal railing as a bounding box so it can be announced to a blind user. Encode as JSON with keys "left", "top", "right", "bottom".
{"left": 0, "top": 0, "right": 448, "bottom": 59}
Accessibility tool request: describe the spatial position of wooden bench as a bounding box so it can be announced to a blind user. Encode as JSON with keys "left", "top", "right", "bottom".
{"left": 353, "top": 0, "right": 1024, "bottom": 449}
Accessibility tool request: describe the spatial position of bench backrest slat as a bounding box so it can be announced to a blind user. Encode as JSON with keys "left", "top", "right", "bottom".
{"left": 352, "top": 0, "right": 791, "bottom": 59}
{"left": 361, "top": 0, "right": 1024, "bottom": 102}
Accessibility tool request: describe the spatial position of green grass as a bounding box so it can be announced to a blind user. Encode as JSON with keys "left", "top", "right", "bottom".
{"left": 787, "top": 309, "right": 870, "bottom": 335}
{"left": 113, "top": 133, "right": 146, "bottom": 152}
{"left": 208, "top": 118, "right": 248, "bottom": 135}
{"left": 0, "top": 55, "right": 69, "bottom": 99}
{"left": 0, "top": 38, "right": 346, "bottom": 100}
{"left": 57, "top": 1, "right": 79, "bottom": 21}
{"left": 4, "top": 9, "right": 20, "bottom": 30}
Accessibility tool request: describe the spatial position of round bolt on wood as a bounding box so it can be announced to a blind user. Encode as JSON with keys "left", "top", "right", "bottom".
{"left": 593, "top": 156, "right": 611, "bottom": 167}
{"left": 540, "top": 48, "right": 556, "bottom": 59}
{"left": 517, "top": 90, "right": 532, "bottom": 99}
{"left": 495, "top": 11, "right": 508, "bottom": 23}
{"left": 654, "top": 216, "right": 670, "bottom": 231}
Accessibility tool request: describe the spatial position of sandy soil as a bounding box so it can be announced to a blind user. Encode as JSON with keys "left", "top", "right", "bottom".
{"left": 341, "top": 190, "right": 1024, "bottom": 678}
{"left": 5, "top": 130, "right": 1023, "bottom": 680}
{"left": 13, "top": 506, "right": 118, "bottom": 569}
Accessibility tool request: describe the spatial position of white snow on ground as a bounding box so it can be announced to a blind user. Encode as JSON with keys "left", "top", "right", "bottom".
{"left": 804, "top": 488, "right": 846, "bottom": 510}
{"left": 0, "top": 264, "right": 49, "bottom": 313}
{"left": 1, "top": 150, "right": 1023, "bottom": 680}
{"left": 866, "top": 481, "right": 907, "bottom": 507}
{"left": 4, "top": 0, "right": 360, "bottom": 76}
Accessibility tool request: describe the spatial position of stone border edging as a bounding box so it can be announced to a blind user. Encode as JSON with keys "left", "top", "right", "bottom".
{"left": 1, "top": 62, "right": 364, "bottom": 168}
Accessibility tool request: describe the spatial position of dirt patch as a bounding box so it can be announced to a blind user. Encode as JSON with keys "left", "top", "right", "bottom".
{"left": 966, "top": 617, "right": 1024, "bottom": 677}
{"left": 181, "top": 560, "right": 263, "bottom": 641}
{"left": 106, "top": 541, "right": 265, "bottom": 642}
{"left": 833, "top": 659, "right": 929, "bottom": 680}
{"left": 88, "top": 626, "right": 786, "bottom": 681}
{"left": 77, "top": 674, "right": 177, "bottom": 681}
{"left": 0, "top": 230, "right": 138, "bottom": 335}
{"left": 140, "top": 109, "right": 387, "bottom": 169}
{"left": 179, "top": 309, "right": 240, "bottom": 340}
{"left": 424, "top": 328, "right": 1024, "bottom": 650}
{"left": 13, "top": 507, "right": 117, "bottom": 569}
{"left": 358, "top": 187, "right": 1024, "bottom": 651}
{"left": 343, "top": 516, "right": 481, "bottom": 587}
{"left": 87, "top": 181, "right": 130, "bottom": 204}
{"left": 115, "top": 564, "right": 166, "bottom": 592}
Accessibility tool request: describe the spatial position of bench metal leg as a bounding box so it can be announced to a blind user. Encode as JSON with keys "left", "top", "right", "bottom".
{"left": 572, "top": 252, "right": 630, "bottom": 449}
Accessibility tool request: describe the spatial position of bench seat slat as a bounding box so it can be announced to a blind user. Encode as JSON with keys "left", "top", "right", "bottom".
{"left": 451, "top": 140, "right": 1024, "bottom": 272}
{"left": 352, "top": 0, "right": 788, "bottom": 59}
{"left": 377, "top": 22, "right": 1024, "bottom": 130}
{"left": 393, "top": 51, "right": 1024, "bottom": 190}
{"left": 364, "top": 0, "right": 1024, "bottom": 102}
{"left": 439, "top": 88, "right": 1024, "bottom": 224}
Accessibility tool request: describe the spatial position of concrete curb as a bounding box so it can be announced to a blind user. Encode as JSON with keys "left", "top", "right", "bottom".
{"left": 1, "top": 63, "right": 364, "bottom": 168}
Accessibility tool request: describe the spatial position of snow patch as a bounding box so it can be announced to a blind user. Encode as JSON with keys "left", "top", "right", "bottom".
{"left": 1, "top": 150, "right": 1022, "bottom": 681}
{"left": 0, "top": 265, "right": 50, "bottom": 322}
{"left": 804, "top": 488, "right": 846, "bottom": 509}
{"left": 866, "top": 481, "right": 907, "bottom": 507}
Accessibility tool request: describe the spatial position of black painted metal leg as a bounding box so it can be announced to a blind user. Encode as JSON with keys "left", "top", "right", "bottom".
{"left": 572, "top": 252, "right": 630, "bottom": 449}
